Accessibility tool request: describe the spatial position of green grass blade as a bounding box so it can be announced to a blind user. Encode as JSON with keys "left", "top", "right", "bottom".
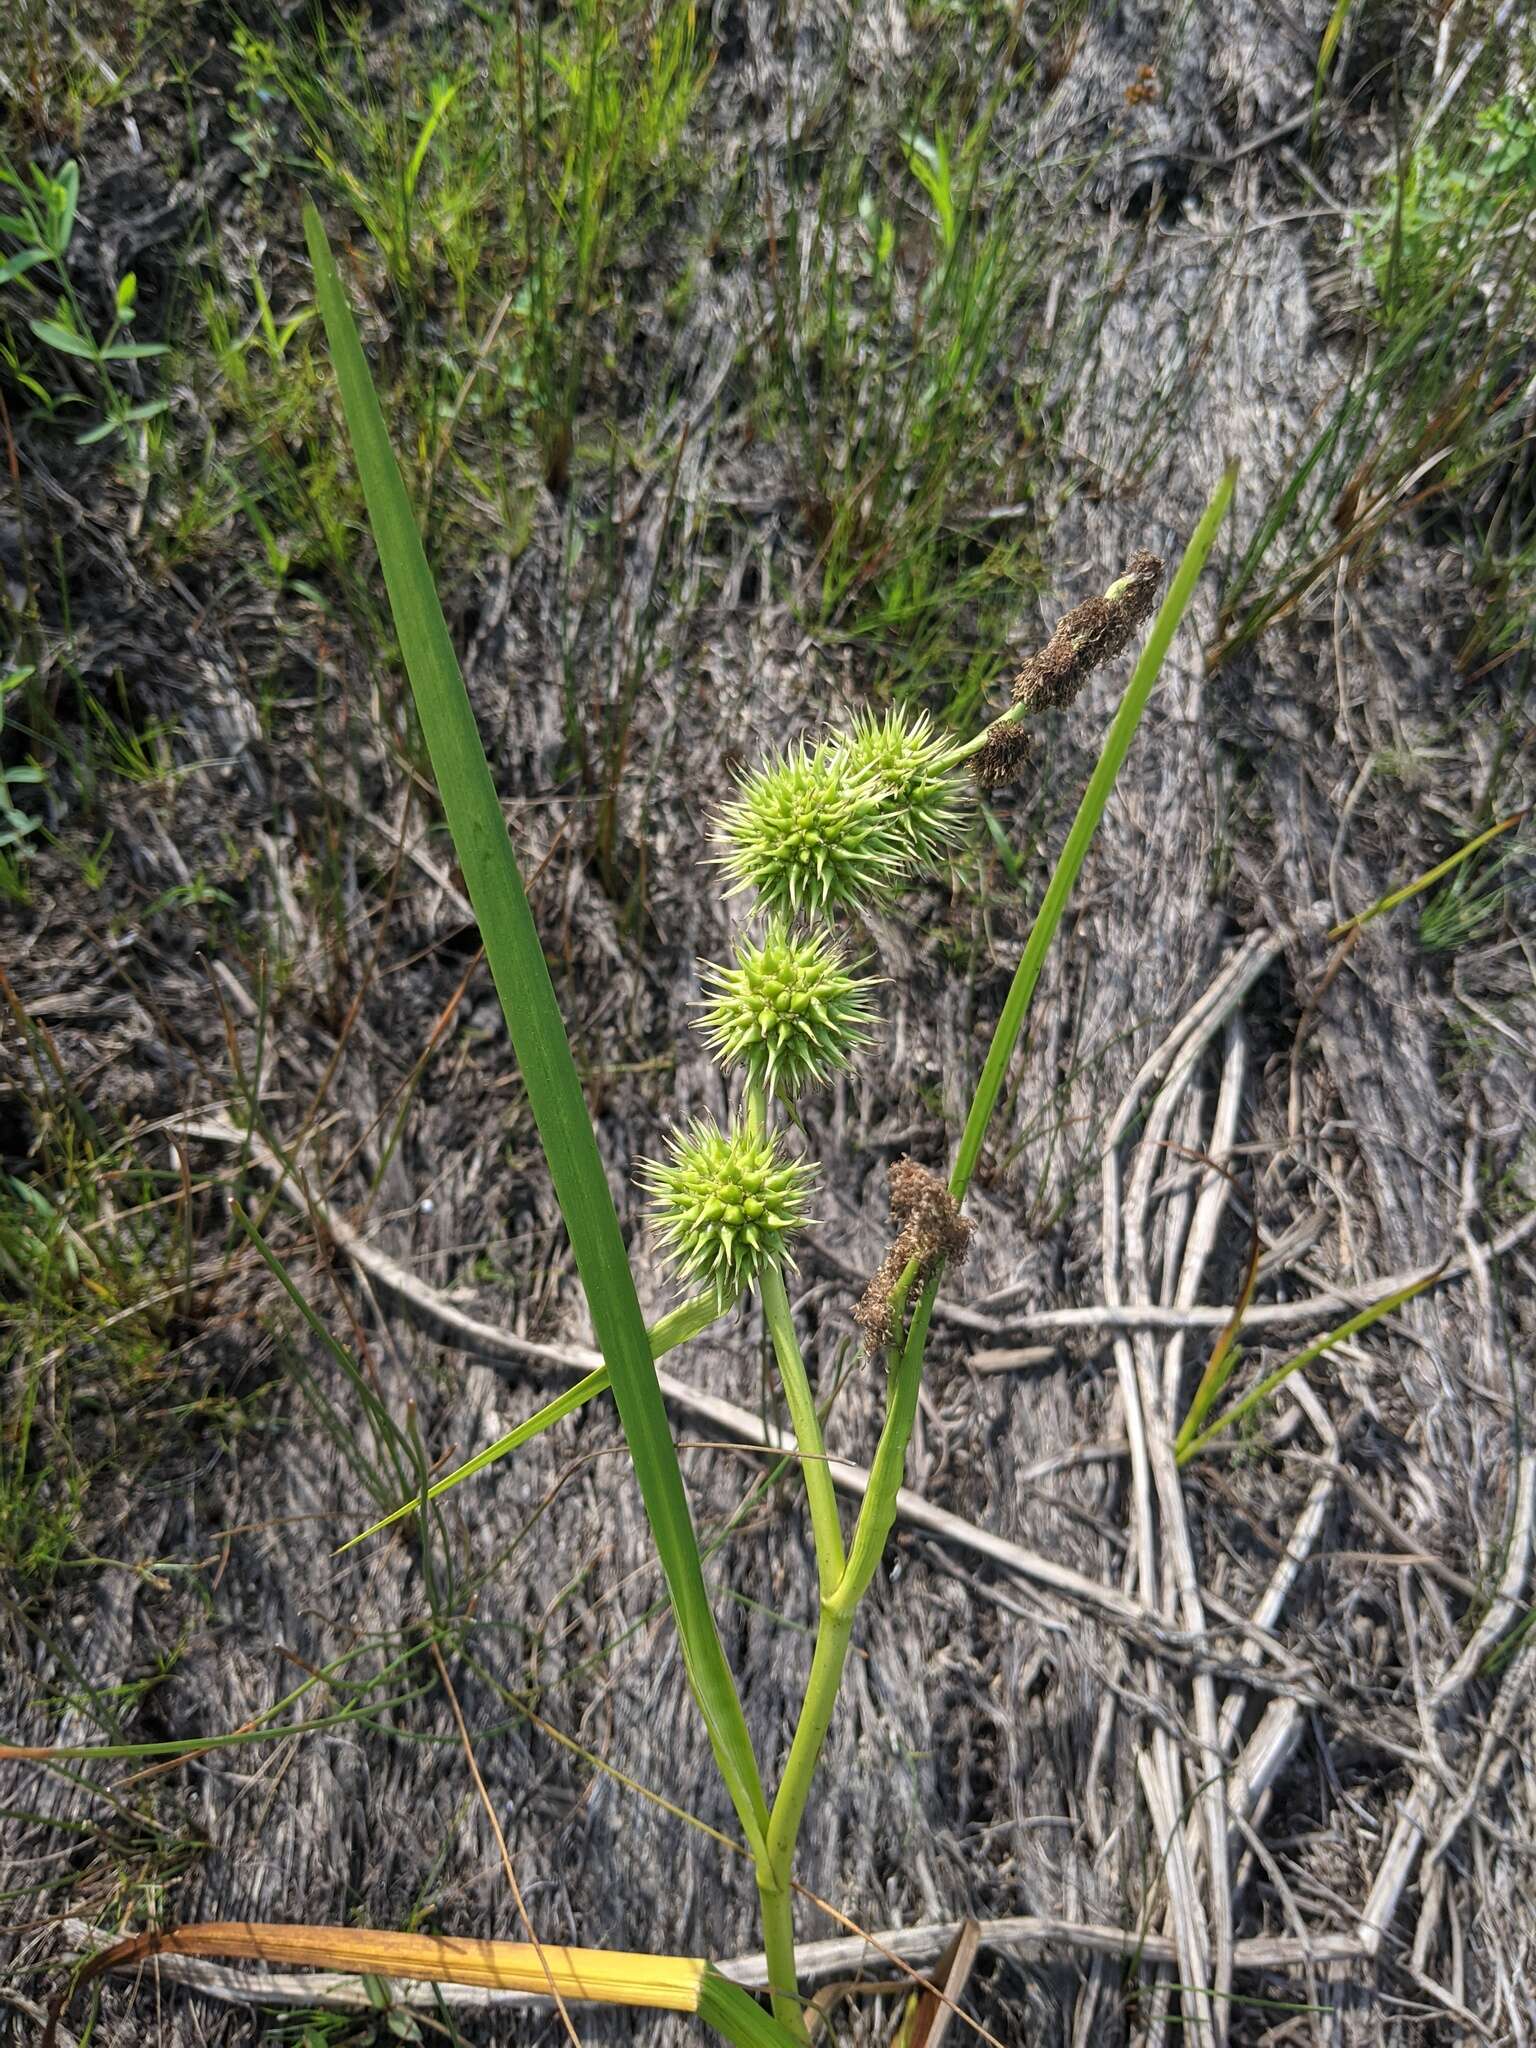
{"left": 1174, "top": 1218, "right": 1261, "bottom": 1456}
{"left": 1327, "top": 807, "right": 1526, "bottom": 938}
{"left": 337, "top": 1368, "right": 610, "bottom": 1554}
{"left": 699, "top": 1967, "right": 807, "bottom": 2047}
{"left": 303, "top": 202, "right": 769, "bottom": 1851}
{"left": 949, "top": 465, "right": 1239, "bottom": 1202}
{"left": 336, "top": 1292, "right": 727, "bottom": 1553}
{"left": 1176, "top": 1265, "right": 1445, "bottom": 1464}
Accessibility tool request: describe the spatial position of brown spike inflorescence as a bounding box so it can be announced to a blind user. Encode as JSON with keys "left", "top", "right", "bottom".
{"left": 854, "top": 1157, "right": 973, "bottom": 1357}
{"left": 970, "top": 717, "right": 1036, "bottom": 791}
{"left": 1010, "top": 550, "right": 1164, "bottom": 715}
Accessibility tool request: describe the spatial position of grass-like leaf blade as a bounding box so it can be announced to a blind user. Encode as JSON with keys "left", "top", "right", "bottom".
{"left": 949, "top": 463, "right": 1239, "bottom": 1201}
{"left": 302, "top": 201, "right": 769, "bottom": 1852}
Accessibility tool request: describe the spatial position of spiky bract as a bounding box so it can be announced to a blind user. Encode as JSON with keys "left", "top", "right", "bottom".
{"left": 716, "top": 741, "right": 908, "bottom": 917}
{"left": 701, "top": 922, "right": 875, "bottom": 1099}
{"left": 644, "top": 1119, "right": 816, "bottom": 1305}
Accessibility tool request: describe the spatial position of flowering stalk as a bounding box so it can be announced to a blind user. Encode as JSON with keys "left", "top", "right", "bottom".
{"left": 663, "top": 516, "right": 1230, "bottom": 2041}
{"left": 309, "top": 212, "right": 1228, "bottom": 2048}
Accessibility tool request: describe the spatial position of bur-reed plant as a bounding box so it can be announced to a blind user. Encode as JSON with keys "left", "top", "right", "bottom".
{"left": 297, "top": 199, "right": 1235, "bottom": 2042}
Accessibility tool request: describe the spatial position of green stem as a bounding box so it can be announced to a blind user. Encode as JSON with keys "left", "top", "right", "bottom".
{"left": 747, "top": 1280, "right": 939, "bottom": 2044}
{"left": 837, "top": 1277, "right": 937, "bottom": 1607}
{"left": 949, "top": 467, "right": 1238, "bottom": 1206}
{"left": 754, "top": 1596, "right": 853, "bottom": 2043}
{"left": 766, "top": 1597, "right": 855, "bottom": 1872}
{"left": 754, "top": 1870, "right": 810, "bottom": 2042}
{"left": 758, "top": 1261, "right": 845, "bottom": 1598}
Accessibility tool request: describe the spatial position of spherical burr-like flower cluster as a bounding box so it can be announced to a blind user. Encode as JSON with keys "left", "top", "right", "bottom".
{"left": 716, "top": 709, "right": 971, "bottom": 920}
{"left": 833, "top": 708, "right": 970, "bottom": 875}
{"left": 643, "top": 1119, "right": 816, "bottom": 1305}
{"left": 716, "top": 740, "right": 908, "bottom": 919}
{"left": 701, "top": 922, "right": 874, "bottom": 1100}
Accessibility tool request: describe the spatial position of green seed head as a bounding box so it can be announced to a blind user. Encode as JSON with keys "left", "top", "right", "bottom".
{"left": 701, "top": 921, "right": 875, "bottom": 1099}
{"left": 716, "top": 740, "right": 908, "bottom": 918}
{"left": 644, "top": 1118, "right": 817, "bottom": 1304}
{"left": 829, "top": 708, "right": 970, "bottom": 874}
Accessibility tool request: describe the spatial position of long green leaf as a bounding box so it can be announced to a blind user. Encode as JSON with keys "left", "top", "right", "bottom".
{"left": 949, "top": 464, "right": 1238, "bottom": 1202}
{"left": 1176, "top": 1265, "right": 1445, "bottom": 1463}
{"left": 303, "top": 202, "right": 769, "bottom": 1852}
{"left": 336, "top": 1292, "right": 727, "bottom": 1553}
{"left": 338, "top": 1369, "right": 610, "bottom": 1555}
{"left": 700, "top": 1967, "right": 808, "bottom": 2047}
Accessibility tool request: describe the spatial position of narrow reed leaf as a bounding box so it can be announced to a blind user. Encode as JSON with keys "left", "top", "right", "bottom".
{"left": 233, "top": 1201, "right": 408, "bottom": 1506}
{"left": 700, "top": 1967, "right": 810, "bottom": 2047}
{"left": 303, "top": 203, "right": 769, "bottom": 1850}
{"left": 336, "top": 1369, "right": 609, "bottom": 1554}
{"left": 949, "top": 467, "right": 1238, "bottom": 1204}
{"left": 1174, "top": 1212, "right": 1261, "bottom": 1456}
{"left": 336, "top": 1292, "right": 727, "bottom": 1553}
{"left": 1327, "top": 807, "right": 1526, "bottom": 939}
{"left": 1176, "top": 1265, "right": 1446, "bottom": 1464}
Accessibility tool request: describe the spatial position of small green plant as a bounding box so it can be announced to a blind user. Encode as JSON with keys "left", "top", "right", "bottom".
{"left": 0, "top": 1115, "right": 190, "bottom": 1585}
{"left": 1216, "top": 75, "right": 1536, "bottom": 668}
{"left": 0, "top": 664, "right": 45, "bottom": 896}
{"left": 753, "top": 21, "right": 1116, "bottom": 715}
{"left": 231, "top": 0, "right": 709, "bottom": 494}
{"left": 0, "top": 156, "right": 168, "bottom": 444}
{"left": 277, "top": 198, "right": 1238, "bottom": 2046}
{"left": 1364, "top": 95, "right": 1536, "bottom": 313}
{"left": 1175, "top": 1266, "right": 1443, "bottom": 1465}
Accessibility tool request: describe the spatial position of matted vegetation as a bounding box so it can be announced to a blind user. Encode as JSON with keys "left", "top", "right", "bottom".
{"left": 2, "top": 1, "right": 1533, "bottom": 2044}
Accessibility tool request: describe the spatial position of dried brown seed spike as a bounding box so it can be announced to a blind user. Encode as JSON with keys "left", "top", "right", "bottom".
{"left": 854, "top": 1159, "right": 972, "bottom": 1356}
{"left": 1011, "top": 550, "right": 1165, "bottom": 714}
{"left": 854, "top": 1244, "right": 905, "bottom": 1352}
{"left": 970, "top": 718, "right": 1036, "bottom": 791}
{"left": 888, "top": 1158, "right": 973, "bottom": 1266}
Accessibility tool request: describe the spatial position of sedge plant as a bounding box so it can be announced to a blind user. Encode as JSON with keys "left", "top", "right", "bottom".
{"left": 280, "top": 200, "right": 1237, "bottom": 2043}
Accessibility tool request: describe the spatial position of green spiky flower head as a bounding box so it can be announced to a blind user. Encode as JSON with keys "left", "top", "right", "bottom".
{"left": 716, "top": 740, "right": 907, "bottom": 918}
{"left": 829, "top": 708, "right": 970, "bottom": 874}
{"left": 701, "top": 921, "right": 875, "bottom": 1099}
{"left": 644, "top": 1118, "right": 816, "bottom": 1305}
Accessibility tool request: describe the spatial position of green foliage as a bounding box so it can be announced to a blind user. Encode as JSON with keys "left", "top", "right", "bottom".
{"left": 0, "top": 1123, "right": 187, "bottom": 1584}
{"left": 0, "top": 154, "right": 167, "bottom": 444}
{"left": 0, "top": 664, "right": 44, "bottom": 896}
{"left": 306, "top": 199, "right": 774, "bottom": 1873}
{"left": 755, "top": 25, "right": 1090, "bottom": 708}
{"left": 308, "top": 197, "right": 1233, "bottom": 2033}
{"left": 1177, "top": 1265, "right": 1444, "bottom": 1465}
{"left": 1217, "top": 77, "right": 1536, "bottom": 669}
{"left": 1417, "top": 851, "right": 1513, "bottom": 951}
{"left": 1363, "top": 95, "right": 1536, "bottom": 309}
{"left": 235, "top": 0, "right": 709, "bottom": 493}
